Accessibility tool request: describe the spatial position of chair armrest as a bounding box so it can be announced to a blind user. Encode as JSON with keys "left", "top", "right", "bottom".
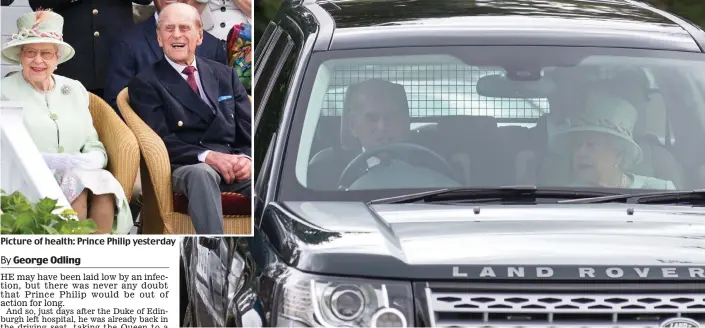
{"left": 88, "top": 93, "right": 139, "bottom": 203}
{"left": 116, "top": 88, "right": 174, "bottom": 214}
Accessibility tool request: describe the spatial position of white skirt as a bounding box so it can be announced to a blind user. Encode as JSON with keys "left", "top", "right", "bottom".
{"left": 53, "top": 168, "right": 133, "bottom": 234}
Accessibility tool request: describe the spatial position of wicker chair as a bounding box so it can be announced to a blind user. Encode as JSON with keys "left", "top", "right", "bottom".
{"left": 88, "top": 93, "right": 140, "bottom": 203}
{"left": 116, "top": 88, "right": 251, "bottom": 234}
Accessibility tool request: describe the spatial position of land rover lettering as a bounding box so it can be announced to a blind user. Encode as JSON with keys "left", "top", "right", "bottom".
{"left": 452, "top": 266, "right": 557, "bottom": 279}
{"left": 580, "top": 267, "right": 651, "bottom": 278}
{"left": 606, "top": 268, "right": 624, "bottom": 278}
{"left": 692, "top": 268, "right": 705, "bottom": 277}
{"left": 452, "top": 266, "right": 705, "bottom": 279}
{"left": 452, "top": 266, "right": 467, "bottom": 277}
{"left": 537, "top": 267, "right": 554, "bottom": 277}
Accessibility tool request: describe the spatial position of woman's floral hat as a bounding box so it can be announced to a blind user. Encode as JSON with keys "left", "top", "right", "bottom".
{"left": 1, "top": 10, "right": 75, "bottom": 64}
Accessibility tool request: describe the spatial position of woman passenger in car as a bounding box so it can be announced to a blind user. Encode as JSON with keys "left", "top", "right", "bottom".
{"left": 549, "top": 92, "right": 676, "bottom": 190}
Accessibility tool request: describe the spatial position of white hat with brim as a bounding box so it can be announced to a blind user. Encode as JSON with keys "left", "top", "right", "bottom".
{"left": 1, "top": 10, "right": 75, "bottom": 65}
{"left": 549, "top": 92, "right": 643, "bottom": 168}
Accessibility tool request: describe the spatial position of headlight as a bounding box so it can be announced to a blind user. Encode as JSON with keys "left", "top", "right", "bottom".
{"left": 273, "top": 269, "right": 413, "bottom": 327}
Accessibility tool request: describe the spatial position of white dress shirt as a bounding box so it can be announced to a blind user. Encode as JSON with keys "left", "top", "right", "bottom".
{"left": 361, "top": 147, "right": 381, "bottom": 168}
{"left": 164, "top": 55, "right": 211, "bottom": 110}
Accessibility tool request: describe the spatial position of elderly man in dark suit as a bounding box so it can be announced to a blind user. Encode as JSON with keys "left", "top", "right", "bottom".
{"left": 105, "top": 0, "right": 227, "bottom": 111}
{"left": 106, "top": 0, "right": 226, "bottom": 226}
{"left": 128, "top": 2, "right": 251, "bottom": 235}
{"left": 28, "top": 0, "right": 152, "bottom": 97}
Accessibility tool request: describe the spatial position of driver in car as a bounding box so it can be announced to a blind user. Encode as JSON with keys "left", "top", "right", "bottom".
{"left": 308, "top": 78, "right": 459, "bottom": 190}
{"left": 345, "top": 78, "right": 411, "bottom": 166}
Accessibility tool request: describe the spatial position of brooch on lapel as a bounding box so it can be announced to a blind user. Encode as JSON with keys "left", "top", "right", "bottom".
{"left": 61, "top": 85, "right": 70, "bottom": 95}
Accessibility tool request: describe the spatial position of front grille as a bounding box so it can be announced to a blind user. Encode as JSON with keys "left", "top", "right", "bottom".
{"left": 424, "top": 285, "right": 705, "bottom": 327}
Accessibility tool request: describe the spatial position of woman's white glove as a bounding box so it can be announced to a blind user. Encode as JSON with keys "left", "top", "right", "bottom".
{"left": 43, "top": 152, "right": 105, "bottom": 171}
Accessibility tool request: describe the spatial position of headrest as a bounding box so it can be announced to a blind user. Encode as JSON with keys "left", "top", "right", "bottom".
{"left": 593, "top": 68, "right": 653, "bottom": 138}
{"left": 545, "top": 67, "right": 598, "bottom": 119}
{"left": 436, "top": 115, "right": 498, "bottom": 134}
{"left": 340, "top": 79, "right": 409, "bottom": 149}
{"left": 595, "top": 68, "right": 651, "bottom": 107}
{"left": 433, "top": 116, "right": 498, "bottom": 151}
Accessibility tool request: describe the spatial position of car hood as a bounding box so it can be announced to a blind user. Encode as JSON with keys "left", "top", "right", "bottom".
{"left": 263, "top": 202, "right": 705, "bottom": 280}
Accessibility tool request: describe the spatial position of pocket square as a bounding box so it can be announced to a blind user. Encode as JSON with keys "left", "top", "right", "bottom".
{"left": 218, "top": 95, "right": 233, "bottom": 102}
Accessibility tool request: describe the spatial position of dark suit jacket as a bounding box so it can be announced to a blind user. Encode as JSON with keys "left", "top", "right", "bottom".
{"left": 105, "top": 15, "right": 227, "bottom": 110}
{"left": 1, "top": 0, "right": 14, "bottom": 6}
{"left": 128, "top": 57, "right": 251, "bottom": 169}
{"left": 29, "top": 0, "right": 151, "bottom": 90}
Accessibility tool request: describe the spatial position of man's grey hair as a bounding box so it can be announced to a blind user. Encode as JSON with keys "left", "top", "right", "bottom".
{"left": 343, "top": 79, "right": 409, "bottom": 117}
{"left": 156, "top": 3, "right": 203, "bottom": 30}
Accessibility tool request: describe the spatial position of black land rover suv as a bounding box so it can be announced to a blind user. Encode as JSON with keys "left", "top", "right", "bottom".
{"left": 253, "top": 0, "right": 705, "bottom": 327}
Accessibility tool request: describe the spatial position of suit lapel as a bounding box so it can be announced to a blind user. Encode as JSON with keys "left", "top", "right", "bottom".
{"left": 197, "top": 59, "right": 229, "bottom": 138}
{"left": 143, "top": 17, "right": 163, "bottom": 59}
{"left": 196, "top": 59, "right": 219, "bottom": 110}
{"left": 155, "top": 59, "right": 214, "bottom": 123}
{"left": 196, "top": 56, "right": 236, "bottom": 142}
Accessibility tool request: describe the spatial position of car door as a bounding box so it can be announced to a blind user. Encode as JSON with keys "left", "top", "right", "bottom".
{"left": 253, "top": 11, "right": 308, "bottom": 219}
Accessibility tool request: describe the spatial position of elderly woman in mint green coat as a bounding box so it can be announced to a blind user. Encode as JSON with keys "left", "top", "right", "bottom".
{"left": 1, "top": 10, "right": 131, "bottom": 234}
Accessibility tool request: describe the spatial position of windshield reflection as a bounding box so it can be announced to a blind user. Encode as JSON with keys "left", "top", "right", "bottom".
{"left": 283, "top": 46, "right": 705, "bottom": 201}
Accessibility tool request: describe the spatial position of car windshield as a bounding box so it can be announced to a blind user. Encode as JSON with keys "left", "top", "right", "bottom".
{"left": 278, "top": 46, "right": 705, "bottom": 201}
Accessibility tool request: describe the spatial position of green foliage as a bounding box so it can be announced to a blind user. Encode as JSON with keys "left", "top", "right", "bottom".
{"left": 0, "top": 190, "right": 97, "bottom": 235}
{"left": 644, "top": 0, "right": 705, "bottom": 27}
{"left": 254, "top": 0, "right": 283, "bottom": 47}
{"left": 667, "top": 0, "right": 705, "bottom": 29}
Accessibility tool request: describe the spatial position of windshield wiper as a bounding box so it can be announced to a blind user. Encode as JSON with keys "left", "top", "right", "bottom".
{"left": 368, "top": 186, "right": 622, "bottom": 205}
{"left": 559, "top": 190, "right": 705, "bottom": 205}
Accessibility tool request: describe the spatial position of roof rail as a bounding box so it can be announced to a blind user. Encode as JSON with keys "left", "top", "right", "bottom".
{"left": 623, "top": 0, "right": 705, "bottom": 52}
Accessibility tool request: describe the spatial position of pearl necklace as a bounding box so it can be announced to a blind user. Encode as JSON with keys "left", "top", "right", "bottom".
{"left": 22, "top": 74, "right": 55, "bottom": 93}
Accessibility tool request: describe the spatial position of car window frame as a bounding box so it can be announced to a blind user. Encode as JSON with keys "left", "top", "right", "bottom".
{"left": 254, "top": 29, "right": 296, "bottom": 187}
{"left": 254, "top": 10, "right": 315, "bottom": 212}
{"left": 254, "top": 24, "right": 284, "bottom": 120}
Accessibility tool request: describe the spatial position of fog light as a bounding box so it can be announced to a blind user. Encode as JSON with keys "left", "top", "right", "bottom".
{"left": 330, "top": 286, "right": 365, "bottom": 321}
{"left": 371, "top": 307, "right": 406, "bottom": 328}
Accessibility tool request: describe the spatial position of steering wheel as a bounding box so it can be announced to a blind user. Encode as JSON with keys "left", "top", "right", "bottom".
{"left": 337, "top": 142, "right": 456, "bottom": 190}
